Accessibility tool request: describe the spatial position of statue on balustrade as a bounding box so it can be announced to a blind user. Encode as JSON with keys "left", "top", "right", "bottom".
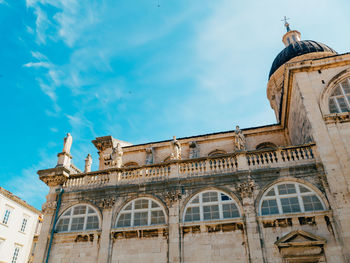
{"left": 85, "top": 154, "right": 92, "bottom": 172}
{"left": 111, "top": 143, "right": 123, "bottom": 168}
{"left": 233, "top": 125, "right": 246, "bottom": 151}
{"left": 63, "top": 133, "right": 73, "bottom": 154}
{"left": 145, "top": 147, "right": 154, "bottom": 165}
{"left": 170, "top": 136, "right": 181, "bottom": 160}
{"left": 189, "top": 141, "right": 199, "bottom": 158}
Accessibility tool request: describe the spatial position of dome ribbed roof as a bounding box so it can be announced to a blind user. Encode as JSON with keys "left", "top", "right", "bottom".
{"left": 269, "top": 40, "right": 337, "bottom": 79}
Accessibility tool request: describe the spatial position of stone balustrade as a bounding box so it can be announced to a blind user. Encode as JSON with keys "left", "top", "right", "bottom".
{"left": 63, "top": 143, "right": 316, "bottom": 190}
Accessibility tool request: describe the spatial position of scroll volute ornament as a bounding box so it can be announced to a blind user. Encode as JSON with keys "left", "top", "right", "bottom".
{"left": 162, "top": 189, "right": 182, "bottom": 207}
{"left": 98, "top": 197, "right": 116, "bottom": 209}
{"left": 237, "top": 179, "right": 255, "bottom": 199}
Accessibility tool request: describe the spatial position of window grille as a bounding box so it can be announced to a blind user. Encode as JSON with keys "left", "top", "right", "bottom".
{"left": 260, "top": 182, "right": 325, "bottom": 216}
{"left": 55, "top": 205, "right": 100, "bottom": 232}
{"left": 2, "top": 209, "right": 11, "bottom": 225}
{"left": 12, "top": 247, "right": 20, "bottom": 263}
{"left": 329, "top": 78, "right": 350, "bottom": 113}
{"left": 183, "top": 191, "right": 240, "bottom": 222}
{"left": 116, "top": 198, "right": 166, "bottom": 227}
{"left": 20, "top": 218, "right": 28, "bottom": 232}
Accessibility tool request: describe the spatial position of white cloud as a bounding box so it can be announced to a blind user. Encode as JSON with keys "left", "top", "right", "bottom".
{"left": 23, "top": 61, "right": 51, "bottom": 68}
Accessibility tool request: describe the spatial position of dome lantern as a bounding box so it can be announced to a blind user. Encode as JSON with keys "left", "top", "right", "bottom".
{"left": 281, "top": 17, "right": 301, "bottom": 47}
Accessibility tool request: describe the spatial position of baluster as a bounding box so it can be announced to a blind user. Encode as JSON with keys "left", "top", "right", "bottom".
{"left": 247, "top": 155, "right": 251, "bottom": 166}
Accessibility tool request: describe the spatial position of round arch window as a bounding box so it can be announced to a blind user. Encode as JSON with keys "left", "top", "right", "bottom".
{"left": 183, "top": 190, "right": 240, "bottom": 222}
{"left": 56, "top": 204, "right": 100, "bottom": 232}
{"left": 116, "top": 198, "right": 166, "bottom": 227}
{"left": 329, "top": 78, "right": 350, "bottom": 113}
{"left": 260, "top": 182, "right": 325, "bottom": 216}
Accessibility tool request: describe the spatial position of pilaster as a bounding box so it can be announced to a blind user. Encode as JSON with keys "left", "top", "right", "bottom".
{"left": 97, "top": 200, "right": 115, "bottom": 263}
{"left": 238, "top": 180, "right": 264, "bottom": 263}
{"left": 164, "top": 190, "right": 182, "bottom": 263}
{"left": 33, "top": 167, "right": 70, "bottom": 263}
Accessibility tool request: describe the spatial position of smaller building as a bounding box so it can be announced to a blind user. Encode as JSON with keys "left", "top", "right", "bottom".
{"left": 0, "top": 187, "right": 42, "bottom": 263}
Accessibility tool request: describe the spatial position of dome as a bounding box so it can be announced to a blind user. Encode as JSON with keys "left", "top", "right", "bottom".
{"left": 269, "top": 40, "right": 337, "bottom": 79}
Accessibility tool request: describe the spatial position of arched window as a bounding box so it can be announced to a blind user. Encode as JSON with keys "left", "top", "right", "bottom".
{"left": 56, "top": 204, "right": 100, "bottom": 232}
{"left": 208, "top": 149, "right": 227, "bottom": 157}
{"left": 329, "top": 78, "right": 350, "bottom": 113}
{"left": 183, "top": 190, "right": 240, "bottom": 222}
{"left": 123, "top": 162, "right": 139, "bottom": 168}
{"left": 260, "top": 182, "right": 325, "bottom": 216}
{"left": 256, "top": 142, "right": 277, "bottom": 150}
{"left": 116, "top": 198, "right": 166, "bottom": 228}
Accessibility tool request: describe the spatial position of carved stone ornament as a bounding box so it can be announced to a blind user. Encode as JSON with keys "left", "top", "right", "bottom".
{"left": 233, "top": 125, "right": 246, "bottom": 151}
{"left": 323, "top": 112, "right": 350, "bottom": 124}
{"left": 145, "top": 147, "right": 154, "bottom": 165}
{"left": 162, "top": 189, "right": 182, "bottom": 206}
{"left": 84, "top": 154, "right": 92, "bottom": 173}
{"left": 38, "top": 167, "right": 70, "bottom": 187}
{"left": 42, "top": 201, "right": 57, "bottom": 213}
{"left": 92, "top": 136, "right": 115, "bottom": 152}
{"left": 63, "top": 133, "right": 73, "bottom": 154}
{"left": 189, "top": 141, "right": 199, "bottom": 159}
{"left": 236, "top": 179, "right": 255, "bottom": 199}
{"left": 111, "top": 143, "right": 123, "bottom": 168}
{"left": 98, "top": 197, "right": 116, "bottom": 209}
{"left": 170, "top": 136, "right": 181, "bottom": 160}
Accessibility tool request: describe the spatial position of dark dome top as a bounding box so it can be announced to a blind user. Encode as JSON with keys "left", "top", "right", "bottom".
{"left": 269, "top": 40, "right": 337, "bottom": 79}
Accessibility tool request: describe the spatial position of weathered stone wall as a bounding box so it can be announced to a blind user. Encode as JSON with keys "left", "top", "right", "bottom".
{"left": 49, "top": 233, "right": 99, "bottom": 263}
{"left": 183, "top": 230, "right": 247, "bottom": 262}
{"left": 111, "top": 237, "right": 167, "bottom": 263}
{"left": 287, "top": 82, "right": 313, "bottom": 145}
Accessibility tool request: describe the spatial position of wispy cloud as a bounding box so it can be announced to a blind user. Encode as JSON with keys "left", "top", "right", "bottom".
{"left": 24, "top": 51, "right": 62, "bottom": 115}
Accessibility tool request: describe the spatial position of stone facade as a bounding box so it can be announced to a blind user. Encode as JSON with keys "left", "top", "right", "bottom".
{"left": 34, "top": 29, "right": 350, "bottom": 263}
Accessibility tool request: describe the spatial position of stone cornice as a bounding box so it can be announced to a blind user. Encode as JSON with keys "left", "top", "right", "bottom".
{"left": 38, "top": 166, "right": 70, "bottom": 187}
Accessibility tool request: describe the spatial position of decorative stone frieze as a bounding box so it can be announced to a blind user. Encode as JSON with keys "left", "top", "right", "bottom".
{"left": 323, "top": 112, "right": 350, "bottom": 124}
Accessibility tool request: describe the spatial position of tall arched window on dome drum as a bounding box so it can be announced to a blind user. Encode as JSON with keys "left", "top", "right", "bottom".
{"left": 260, "top": 182, "right": 325, "bottom": 216}
{"left": 183, "top": 190, "right": 240, "bottom": 222}
{"left": 55, "top": 204, "right": 100, "bottom": 232}
{"left": 115, "top": 198, "right": 166, "bottom": 228}
{"left": 329, "top": 78, "right": 350, "bottom": 113}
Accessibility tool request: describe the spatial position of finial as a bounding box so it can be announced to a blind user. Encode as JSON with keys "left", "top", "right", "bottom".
{"left": 281, "top": 16, "right": 291, "bottom": 32}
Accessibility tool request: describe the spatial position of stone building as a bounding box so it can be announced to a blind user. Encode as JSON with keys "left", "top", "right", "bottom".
{"left": 34, "top": 23, "right": 350, "bottom": 263}
{"left": 0, "top": 187, "right": 42, "bottom": 263}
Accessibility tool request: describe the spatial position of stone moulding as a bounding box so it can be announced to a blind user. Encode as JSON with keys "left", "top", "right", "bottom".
{"left": 111, "top": 225, "right": 168, "bottom": 240}
{"left": 52, "top": 230, "right": 101, "bottom": 244}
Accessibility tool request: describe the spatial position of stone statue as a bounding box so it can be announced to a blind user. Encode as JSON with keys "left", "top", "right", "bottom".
{"left": 63, "top": 133, "right": 73, "bottom": 154}
{"left": 233, "top": 125, "right": 246, "bottom": 151}
{"left": 111, "top": 143, "right": 123, "bottom": 168}
{"left": 145, "top": 147, "right": 154, "bottom": 165}
{"left": 189, "top": 141, "right": 199, "bottom": 158}
{"left": 170, "top": 136, "right": 181, "bottom": 160}
{"left": 84, "top": 154, "right": 92, "bottom": 173}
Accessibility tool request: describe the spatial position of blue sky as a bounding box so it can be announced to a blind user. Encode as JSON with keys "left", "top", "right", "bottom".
{"left": 1, "top": 0, "right": 349, "bottom": 210}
